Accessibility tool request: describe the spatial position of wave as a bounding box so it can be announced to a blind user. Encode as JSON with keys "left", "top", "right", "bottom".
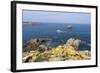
{"left": 56, "top": 29, "right": 89, "bottom": 34}
{"left": 56, "top": 30, "right": 63, "bottom": 33}
{"left": 56, "top": 29, "right": 67, "bottom": 33}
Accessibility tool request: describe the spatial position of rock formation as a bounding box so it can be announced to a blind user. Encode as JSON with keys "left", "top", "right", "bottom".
{"left": 66, "top": 38, "right": 81, "bottom": 50}
{"left": 23, "top": 38, "right": 51, "bottom": 52}
{"left": 22, "top": 38, "right": 91, "bottom": 63}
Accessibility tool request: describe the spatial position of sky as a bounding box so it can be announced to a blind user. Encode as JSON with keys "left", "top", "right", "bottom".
{"left": 23, "top": 10, "right": 91, "bottom": 24}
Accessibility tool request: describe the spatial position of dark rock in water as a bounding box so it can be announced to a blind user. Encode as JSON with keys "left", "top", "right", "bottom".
{"left": 23, "top": 38, "right": 51, "bottom": 52}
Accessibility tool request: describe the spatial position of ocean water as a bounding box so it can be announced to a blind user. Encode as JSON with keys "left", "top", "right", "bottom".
{"left": 23, "top": 23, "right": 91, "bottom": 50}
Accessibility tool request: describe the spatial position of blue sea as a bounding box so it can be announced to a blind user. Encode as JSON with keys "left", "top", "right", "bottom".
{"left": 23, "top": 23, "right": 91, "bottom": 50}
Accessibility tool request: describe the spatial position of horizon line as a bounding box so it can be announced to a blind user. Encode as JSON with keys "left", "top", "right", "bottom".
{"left": 22, "top": 21, "right": 90, "bottom": 25}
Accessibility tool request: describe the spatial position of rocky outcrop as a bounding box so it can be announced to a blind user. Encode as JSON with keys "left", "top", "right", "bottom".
{"left": 23, "top": 38, "right": 51, "bottom": 52}
{"left": 22, "top": 38, "right": 91, "bottom": 63}
{"left": 66, "top": 38, "right": 81, "bottom": 50}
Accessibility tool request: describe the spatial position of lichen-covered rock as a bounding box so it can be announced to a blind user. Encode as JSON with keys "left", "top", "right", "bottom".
{"left": 48, "top": 57, "right": 66, "bottom": 61}
{"left": 22, "top": 38, "right": 91, "bottom": 62}
{"left": 79, "top": 50, "right": 91, "bottom": 60}
{"left": 22, "top": 51, "right": 39, "bottom": 62}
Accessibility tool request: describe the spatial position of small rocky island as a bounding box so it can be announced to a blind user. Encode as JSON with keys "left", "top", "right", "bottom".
{"left": 22, "top": 38, "right": 91, "bottom": 63}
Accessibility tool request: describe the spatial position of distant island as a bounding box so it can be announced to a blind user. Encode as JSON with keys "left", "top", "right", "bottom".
{"left": 23, "top": 22, "right": 39, "bottom": 25}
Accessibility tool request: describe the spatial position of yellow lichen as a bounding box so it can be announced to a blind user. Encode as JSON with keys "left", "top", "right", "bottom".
{"left": 23, "top": 44, "right": 91, "bottom": 62}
